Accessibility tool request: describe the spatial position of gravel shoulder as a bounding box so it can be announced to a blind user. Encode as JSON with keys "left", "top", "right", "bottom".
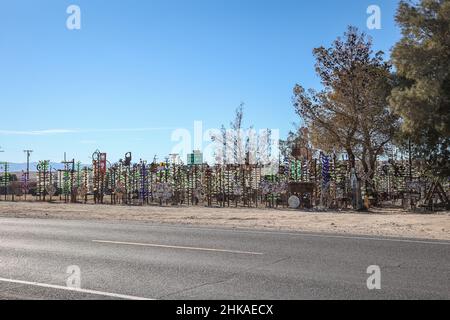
{"left": 0, "top": 201, "right": 449, "bottom": 241}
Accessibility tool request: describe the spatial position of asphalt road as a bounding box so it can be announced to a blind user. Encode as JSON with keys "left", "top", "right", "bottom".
{"left": 0, "top": 217, "right": 449, "bottom": 300}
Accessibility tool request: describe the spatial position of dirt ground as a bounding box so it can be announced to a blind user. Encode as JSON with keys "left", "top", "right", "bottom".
{"left": 0, "top": 201, "right": 449, "bottom": 241}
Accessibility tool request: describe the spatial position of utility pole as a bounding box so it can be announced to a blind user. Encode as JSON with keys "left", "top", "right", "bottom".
{"left": 23, "top": 150, "right": 33, "bottom": 181}
{"left": 23, "top": 150, "right": 33, "bottom": 200}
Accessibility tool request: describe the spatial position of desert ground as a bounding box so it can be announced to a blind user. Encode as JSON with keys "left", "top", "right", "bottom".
{"left": 0, "top": 201, "right": 449, "bottom": 241}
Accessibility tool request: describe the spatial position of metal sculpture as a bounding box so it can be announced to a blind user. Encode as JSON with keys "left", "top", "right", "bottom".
{"left": 37, "top": 160, "right": 50, "bottom": 201}
{"left": 0, "top": 162, "right": 9, "bottom": 201}
{"left": 21, "top": 171, "right": 29, "bottom": 198}
{"left": 2, "top": 145, "right": 443, "bottom": 211}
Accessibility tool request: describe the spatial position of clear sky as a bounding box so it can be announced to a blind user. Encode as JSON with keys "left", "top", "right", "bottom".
{"left": 0, "top": 0, "right": 401, "bottom": 164}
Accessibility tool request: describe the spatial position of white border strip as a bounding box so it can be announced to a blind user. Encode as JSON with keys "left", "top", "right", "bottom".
{"left": 0, "top": 277, "right": 153, "bottom": 300}
{"left": 93, "top": 240, "right": 264, "bottom": 255}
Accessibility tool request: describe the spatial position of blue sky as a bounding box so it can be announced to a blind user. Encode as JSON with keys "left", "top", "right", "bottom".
{"left": 0, "top": 0, "right": 401, "bottom": 163}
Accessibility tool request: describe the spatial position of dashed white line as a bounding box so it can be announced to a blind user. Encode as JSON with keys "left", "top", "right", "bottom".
{"left": 0, "top": 277, "right": 153, "bottom": 300}
{"left": 92, "top": 240, "right": 264, "bottom": 255}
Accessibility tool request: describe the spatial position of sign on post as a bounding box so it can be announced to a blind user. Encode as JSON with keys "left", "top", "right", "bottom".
{"left": 187, "top": 150, "right": 203, "bottom": 165}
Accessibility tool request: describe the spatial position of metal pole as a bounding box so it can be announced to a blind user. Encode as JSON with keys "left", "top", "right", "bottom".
{"left": 23, "top": 150, "right": 33, "bottom": 200}
{"left": 23, "top": 150, "right": 33, "bottom": 181}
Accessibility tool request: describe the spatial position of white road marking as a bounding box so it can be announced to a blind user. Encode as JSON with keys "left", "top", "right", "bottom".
{"left": 0, "top": 277, "right": 153, "bottom": 300}
{"left": 92, "top": 240, "right": 264, "bottom": 255}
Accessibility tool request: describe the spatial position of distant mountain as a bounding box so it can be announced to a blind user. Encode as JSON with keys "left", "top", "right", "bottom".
{"left": 3, "top": 162, "right": 90, "bottom": 173}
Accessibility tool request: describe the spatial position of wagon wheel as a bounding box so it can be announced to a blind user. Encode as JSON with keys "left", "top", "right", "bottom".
{"left": 288, "top": 195, "right": 300, "bottom": 209}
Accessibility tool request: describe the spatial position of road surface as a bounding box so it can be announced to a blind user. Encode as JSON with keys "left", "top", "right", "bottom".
{"left": 0, "top": 217, "right": 448, "bottom": 299}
